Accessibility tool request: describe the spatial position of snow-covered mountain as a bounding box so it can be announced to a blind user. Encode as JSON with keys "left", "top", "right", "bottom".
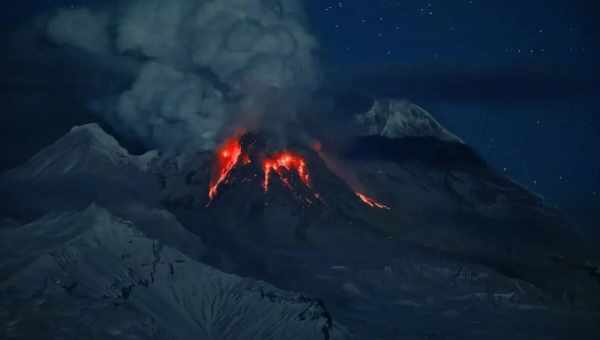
{"left": 0, "top": 123, "right": 161, "bottom": 217}
{"left": 1, "top": 101, "right": 599, "bottom": 339}
{"left": 355, "top": 99, "right": 462, "bottom": 142}
{"left": 0, "top": 205, "right": 343, "bottom": 340}
{"left": 5, "top": 123, "right": 157, "bottom": 181}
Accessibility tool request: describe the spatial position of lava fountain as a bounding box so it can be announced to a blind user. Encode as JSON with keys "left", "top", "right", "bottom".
{"left": 263, "top": 151, "right": 310, "bottom": 192}
{"left": 207, "top": 132, "right": 314, "bottom": 202}
{"left": 207, "top": 133, "right": 386, "bottom": 210}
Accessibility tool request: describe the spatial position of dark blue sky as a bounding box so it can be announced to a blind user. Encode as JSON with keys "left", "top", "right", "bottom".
{"left": 1, "top": 0, "right": 599, "bottom": 230}
{"left": 308, "top": 0, "right": 598, "bottom": 66}
{"left": 305, "top": 0, "right": 600, "bottom": 229}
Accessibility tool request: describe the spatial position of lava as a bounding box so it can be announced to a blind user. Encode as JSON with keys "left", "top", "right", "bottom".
{"left": 207, "top": 134, "right": 383, "bottom": 210}
{"left": 263, "top": 151, "right": 311, "bottom": 192}
{"left": 208, "top": 134, "right": 245, "bottom": 201}
{"left": 355, "top": 192, "right": 391, "bottom": 210}
{"left": 207, "top": 132, "right": 319, "bottom": 203}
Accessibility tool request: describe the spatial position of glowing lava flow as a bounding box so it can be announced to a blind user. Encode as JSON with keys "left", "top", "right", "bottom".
{"left": 206, "top": 133, "right": 314, "bottom": 201}
{"left": 208, "top": 135, "right": 245, "bottom": 201}
{"left": 206, "top": 134, "right": 382, "bottom": 210}
{"left": 263, "top": 152, "right": 310, "bottom": 192}
{"left": 355, "top": 192, "right": 391, "bottom": 210}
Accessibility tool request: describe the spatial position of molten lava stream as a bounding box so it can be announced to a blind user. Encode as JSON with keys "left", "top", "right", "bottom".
{"left": 208, "top": 135, "right": 244, "bottom": 201}
{"left": 355, "top": 192, "right": 391, "bottom": 210}
{"left": 263, "top": 151, "right": 311, "bottom": 192}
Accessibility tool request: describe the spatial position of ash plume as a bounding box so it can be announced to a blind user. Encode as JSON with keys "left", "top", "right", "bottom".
{"left": 46, "top": 0, "right": 320, "bottom": 151}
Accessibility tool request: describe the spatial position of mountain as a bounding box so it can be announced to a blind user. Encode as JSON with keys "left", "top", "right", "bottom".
{"left": 0, "top": 205, "right": 342, "bottom": 340}
{"left": 1, "top": 102, "right": 599, "bottom": 339}
{"left": 0, "top": 123, "right": 161, "bottom": 218}
{"left": 154, "top": 131, "right": 598, "bottom": 339}
{"left": 355, "top": 99, "right": 462, "bottom": 142}
{"left": 5, "top": 123, "right": 156, "bottom": 180}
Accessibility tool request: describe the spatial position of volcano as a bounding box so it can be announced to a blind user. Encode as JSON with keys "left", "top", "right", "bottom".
{"left": 1, "top": 99, "right": 599, "bottom": 339}
{"left": 205, "top": 131, "right": 384, "bottom": 212}
{"left": 148, "top": 101, "right": 600, "bottom": 338}
{"left": 208, "top": 133, "right": 315, "bottom": 200}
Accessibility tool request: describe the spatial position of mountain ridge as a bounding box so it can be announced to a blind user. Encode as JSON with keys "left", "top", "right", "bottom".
{"left": 0, "top": 204, "right": 344, "bottom": 340}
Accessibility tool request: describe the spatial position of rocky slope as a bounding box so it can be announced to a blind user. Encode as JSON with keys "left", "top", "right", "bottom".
{"left": 0, "top": 205, "right": 342, "bottom": 340}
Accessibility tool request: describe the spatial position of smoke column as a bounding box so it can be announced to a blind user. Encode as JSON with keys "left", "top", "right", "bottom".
{"left": 46, "top": 0, "right": 320, "bottom": 151}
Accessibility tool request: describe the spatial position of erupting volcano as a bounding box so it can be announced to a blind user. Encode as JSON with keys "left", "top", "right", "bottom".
{"left": 207, "top": 132, "right": 389, "bottom": 211}
{"left": 263, "top": 151, "right": 310, "bottom": 192}
{"left": 207, "top": 132, "right": 315, "bottom": 202}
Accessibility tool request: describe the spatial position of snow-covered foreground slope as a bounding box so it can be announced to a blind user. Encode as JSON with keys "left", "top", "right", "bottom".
{"left": 0, "top": 205, "right": 343, "bottom": 340}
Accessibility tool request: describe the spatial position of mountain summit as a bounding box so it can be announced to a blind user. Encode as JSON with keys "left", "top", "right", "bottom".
{"left": 5, "top": 123, "right": 157, "bottom": 181}
{"left": 355, "top": 99, "right": 462, "bottom": 142}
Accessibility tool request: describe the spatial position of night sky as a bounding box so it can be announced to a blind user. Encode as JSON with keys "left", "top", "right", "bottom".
{"left": 1, "top": 1, "right": 599, "bottom": 232}
{"left": 309, "top": 0, "right": 600, "bottom": 233}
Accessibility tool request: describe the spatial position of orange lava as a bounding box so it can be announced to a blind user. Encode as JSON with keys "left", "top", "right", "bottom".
{"left": 208, "top": 134, "right": 244, "bottom": 201}
{"left": 207, "top": 132, "right": 318, "bottom": 203}
{"left": 263, "top": 151, "right": 310, "bottom": 192}
{"left": 355, "top": 192, "right": 391, "bottom": 210}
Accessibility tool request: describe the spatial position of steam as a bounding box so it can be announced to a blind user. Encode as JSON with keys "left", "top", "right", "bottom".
{"left": 46, "top": 0, "right": 319, "bottom": 151}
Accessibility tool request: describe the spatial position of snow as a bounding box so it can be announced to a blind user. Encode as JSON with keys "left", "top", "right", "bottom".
{"left": 5, "top": 123, "right": 158, "bottom": 180}
{"left": 356, "top": 99, "right": 463, "bottom": 143}
{"left": 0, "top": 205, "right": 340, "bottom": 340}
{"left": 70, "top": 123, "right": 128, "bottom": 155}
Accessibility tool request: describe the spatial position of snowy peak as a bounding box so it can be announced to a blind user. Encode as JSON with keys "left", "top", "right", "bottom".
{"left": 356, "top": 99, "right": 462, "bottom": 143}
{"left": 69, "top": 123, "right": 127, "bottom": 153}
{"left": 5, "top": 123, "right": 157, "bottom": 180}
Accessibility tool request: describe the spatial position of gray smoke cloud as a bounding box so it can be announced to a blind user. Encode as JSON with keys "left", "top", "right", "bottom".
{"left": 47, "top": 8, "right": 111, "bottom": 55}
{"left": 46, "top": 0, "right": 319, "bottom": 151}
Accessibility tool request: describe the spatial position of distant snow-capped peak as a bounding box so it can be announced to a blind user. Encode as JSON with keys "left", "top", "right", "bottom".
{"left": 6, "top": 123, "right": 158, "bottom": 180}
{"left": 68, "top": 123, "right": 131, "bottom": 163}
{"left": 355, "top": 99, "right": 462, "bottom": 143}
